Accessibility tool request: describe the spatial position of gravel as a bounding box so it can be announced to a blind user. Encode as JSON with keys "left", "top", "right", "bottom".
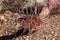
{"left": 0, "top": 0, "right": 60, "bottom": 40}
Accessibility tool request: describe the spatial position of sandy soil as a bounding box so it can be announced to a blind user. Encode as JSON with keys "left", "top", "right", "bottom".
{"left": 0, "top": 0, "right": 60, "bottom": 40}
{"left": 0, "top": 8, "right": 59, "bottom": 40}
{"left": 13, "top": 11, "right": 60, "bottom": 40}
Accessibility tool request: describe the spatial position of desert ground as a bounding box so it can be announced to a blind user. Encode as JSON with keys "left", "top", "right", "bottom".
{"left": 0, "top": 0, "right": 60, "bottom": 40}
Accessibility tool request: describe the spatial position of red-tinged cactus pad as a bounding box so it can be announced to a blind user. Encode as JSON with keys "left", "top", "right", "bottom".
{"left": 48, "top": 0, "right": 60, "bottom": 9}
{"left": 18, "top": 15, "right": 42, "bottom": 30}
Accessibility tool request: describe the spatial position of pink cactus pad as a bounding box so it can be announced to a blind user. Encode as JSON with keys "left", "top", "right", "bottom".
{"left": 48, "top": 0, "right": 60, "bottom": 9}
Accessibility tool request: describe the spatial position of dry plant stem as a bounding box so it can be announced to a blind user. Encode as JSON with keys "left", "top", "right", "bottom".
{"left": 34, "top": 2, "right": 38, "bottom": 15}
{"left": 39, "top": 6, "right": 50, "bottom": 19}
